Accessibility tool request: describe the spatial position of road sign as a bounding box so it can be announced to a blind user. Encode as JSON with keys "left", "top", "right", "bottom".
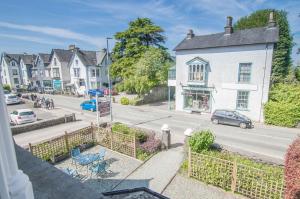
{"left": 98, "top": 100, "right": 110, "bottom": 117}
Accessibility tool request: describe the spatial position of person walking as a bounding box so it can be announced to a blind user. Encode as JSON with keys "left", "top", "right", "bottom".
{"left": 50, "top": 99, "right": 55, "bottom": 109}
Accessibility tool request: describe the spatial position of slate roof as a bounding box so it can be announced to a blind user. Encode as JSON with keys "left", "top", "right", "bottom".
{"left": 174, "top": 27, "right": 279, "bottom": 51}
{"left": 3, "top": 53, "right": 22, "bottom": 63}
{"left": 76, "top": 50, "right": 97, "bottom": 66}
{"left": 53, "top": 49, "right": 73, "bottom": 63}
{"left": 20, "top": 54, "right": 36, "bottom": 65}
{"left": 39, "top": 53, "right": 50, "bottom": 64}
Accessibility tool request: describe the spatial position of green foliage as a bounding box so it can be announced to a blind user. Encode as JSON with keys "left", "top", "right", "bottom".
{"left": 188, "top": 130, "right": 215, "bottom": 153}
{"left": 135, "top": 131, "right": 148, "bottom": 143}
{"left": 112, "top": 123, "right": 131, "bottom": 134}
{"left": 120, "top": 97, "right": 130, "bottom": 105}
{"left": 111, "top": 18, "right": 172, "bottom": 95}
{"left": 136, "top": 148, "right": 151, "bottom": 161}
{"left": 295, "top": 66, "right": 300, "bottom": 82}
{"left": 234, "top": 9, "right": 293, "bottom": 83}
{"left": 3, "top": 84, "right": 11, "bottom": 92}
{"left": 264, "top": 83, "right": 300, "bottom": 127}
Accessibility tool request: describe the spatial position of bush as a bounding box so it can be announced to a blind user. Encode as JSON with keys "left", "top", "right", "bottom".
{"left": 135, "top": 131, "right": 148, "bottom": 143}
{"left": 264, "top": 84, "right": 300, "bottom": 127}
{"left": 120, "top": 97, "right": 130, "bottom": 105}
{"left": 136, "top": 148, "right": 150, "bottom": 161}
{"left": 188, "top": 130, "right": 215, "bottom": 153}
{"left": 285, "top": 137, "right": 300, "bottom": 199}
{"left": 112, "top": 123, "right": 131, "bottom": 134}
{"left": 139, "top": 134, "right": 161, "bottom": 153}
{"left": 3, "top": 84, "right": 11, "bottom": 92}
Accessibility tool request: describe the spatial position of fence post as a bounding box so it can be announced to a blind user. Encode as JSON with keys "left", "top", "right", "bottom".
{"left": 231, "top": 159, "right": 237, "bottom": 193}
{"left": 91, "top": 122, "right": 96, "bottom": 143}
{"left": 133, "top": 135, "right": 136, "bottom": 158}
{"left": 72, "top": 113, "right": 76, "bottom": 121}
{"left": 188, "top": 147, "right": 191, "bottom": 177}
{"left": 29, "top": 143, "right": 33, "bottom": 154}
{"left": 64, "top": 131, "right": 69, "bottom": 152}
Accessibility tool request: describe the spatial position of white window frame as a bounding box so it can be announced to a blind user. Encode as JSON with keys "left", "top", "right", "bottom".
{"left": 73, "top": 68, "right": 80, "bottom": 77}
{"left": 236, "top": 90, "right": 249, "bottom": 110}
{"left": 91, "top": 69, "right": 96, "bottom": 77}
{"left": 238, "top": 63, "right": 252, "bottom": 83}
{"left": 12, "top": 69, "right": 18, "bottom": 76}
{"left": 52, "top": 68, "right": 60, "bottom": 78}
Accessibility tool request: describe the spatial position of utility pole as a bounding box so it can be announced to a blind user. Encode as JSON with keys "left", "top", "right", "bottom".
{"left": 106, "top": 37, "right": 113, "bottom": 122}
{"left": 96, "top": 93, "right": 99, "bottom": 126}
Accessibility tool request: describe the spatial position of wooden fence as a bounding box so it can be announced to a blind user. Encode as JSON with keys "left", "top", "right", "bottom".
{"left": 188, "top": 148, "right": 285, "bottom": 199}
{"left": 29, "top": 124, "right": 136, "bottom": 163}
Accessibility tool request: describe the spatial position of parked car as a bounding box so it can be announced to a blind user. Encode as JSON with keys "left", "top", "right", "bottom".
{"left": 88, "top": 89, "right": 104, "bottom": 97}
{"left": 44, "top": 87, "right": 54, "bottom": 94}
{"left": 80, "top": 99, "right": 97, "bottom": 111}
{"left": 5, "top": 94, "right": 21, "bottom": 105}
{"left": 104, "top": 88, "right": 118, "bottom": 96}
{"left": 211, "top": 109, "right": 253, "bottom": 129}
{"left": 10, "top": 109, "right": 37, "bottom": 125}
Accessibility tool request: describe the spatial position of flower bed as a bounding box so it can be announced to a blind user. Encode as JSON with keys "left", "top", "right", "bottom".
{"left": 112, "top": 123, "right": 161, "bottom": 161}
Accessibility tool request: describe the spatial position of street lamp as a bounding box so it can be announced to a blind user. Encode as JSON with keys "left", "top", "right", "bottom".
{"left": 106, "top": 37, "right": 113, "bottom": 122}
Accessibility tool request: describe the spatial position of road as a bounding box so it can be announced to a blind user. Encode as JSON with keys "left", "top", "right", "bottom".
{"left": 18, "top": 94, "right": 300, "bottom": 164}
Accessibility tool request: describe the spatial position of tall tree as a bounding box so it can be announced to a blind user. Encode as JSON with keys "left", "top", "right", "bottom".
{"left": 234, "top": 9, "right": 293, "bottom": 84}
{"left": 111, "top": 18, "right": 166, "bottom": 79}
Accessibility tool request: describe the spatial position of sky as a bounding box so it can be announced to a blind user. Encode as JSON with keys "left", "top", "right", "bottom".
{"left": 0, "top": 0, "right": 299, "bottom": 63}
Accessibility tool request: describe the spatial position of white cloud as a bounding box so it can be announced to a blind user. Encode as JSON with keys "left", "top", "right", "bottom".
{"left": 0, "top": 21, "right": 106, "bottom": 47}
{"left": 0, "top": 33, "right": 63, "bottom": 45}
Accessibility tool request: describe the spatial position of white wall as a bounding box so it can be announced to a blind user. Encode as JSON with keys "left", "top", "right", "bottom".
{"left": 175, "top": 43, "right": 274, "bottom": 122}
{"left": 69, "top": 54, "right": 87, "bottom": 88}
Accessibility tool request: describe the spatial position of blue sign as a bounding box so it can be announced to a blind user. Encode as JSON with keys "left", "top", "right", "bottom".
{"left": 53, "top": 79, "right": 62, "bottom": 91}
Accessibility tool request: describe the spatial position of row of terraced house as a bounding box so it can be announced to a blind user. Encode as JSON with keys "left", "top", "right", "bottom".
{"left": 0, "top": 45, "right": 111, "bottom": 94}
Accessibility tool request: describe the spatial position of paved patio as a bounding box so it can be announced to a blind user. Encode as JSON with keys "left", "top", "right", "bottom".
{"left": 55, "top": 145, "right": 142, "bottom": 194}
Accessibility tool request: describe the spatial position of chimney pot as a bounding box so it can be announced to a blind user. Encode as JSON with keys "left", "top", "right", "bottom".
{"left": 186, "top": 29, "right": 195, "bottom": 39}
{"left": 224, "top": 16, "right": 233, "bottom": 35}
{"left": 268, "top": 11, "right": 276, "bottom": 28}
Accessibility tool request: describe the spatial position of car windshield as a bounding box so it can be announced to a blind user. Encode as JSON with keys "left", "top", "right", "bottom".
{"left": 19, "top": 111, "right": 34, "bottom": 116}
{"left": 4, "top": 90, "right": 10, "bottom": 94}
{"left": 8, "top": 95, "right": 17, "bottom": 99}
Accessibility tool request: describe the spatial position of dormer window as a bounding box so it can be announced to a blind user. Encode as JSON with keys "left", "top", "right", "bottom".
{"left": 11, "top": 61, "right": 16, "bottom": 66}
{"left": 186, "top": 57, "right": 208, "bottom": 83}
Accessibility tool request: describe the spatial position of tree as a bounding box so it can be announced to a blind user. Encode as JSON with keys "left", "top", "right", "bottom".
{"left": 111, "top": 18, "right": 166, "bottom": 80}
{"left": 119, "top": 47, "right": 173, "bottom": 96}
{"left": 234, "top": 9, "right": 293, "bottom": 84}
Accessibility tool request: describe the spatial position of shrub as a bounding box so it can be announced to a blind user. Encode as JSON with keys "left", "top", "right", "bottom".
{"left": 265, "top": 84, "right": 300, "bottom": 127}
{"left": 3, "top": 84, "right": 11, "bottom": 92}
{"left": 139, "top": 134, "right": 161, "bottom": 153}
{"left": 112, "top": 123, "right": 131, "bottom": 134}
{"left": 285, "top": 137, "right": 300, "bottom": 199}
{"left": 136, "top": 148, "right": 150, "bottom": 161}
{"left": 120, "top": 97, "right": 130, "bottom": 105}
{"left": 188, "top": 130, "right": 215, "bottom": 153}
{"left": 135, "top": 131, "right": 148, "bottom": 143}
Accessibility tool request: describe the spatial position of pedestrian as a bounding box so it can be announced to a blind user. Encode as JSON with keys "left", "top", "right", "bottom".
{"left": 50, "top": 99, "right": 55, "bottom": 109}
{"left": 45, "top": 98, "right": 50, "bottom": 110}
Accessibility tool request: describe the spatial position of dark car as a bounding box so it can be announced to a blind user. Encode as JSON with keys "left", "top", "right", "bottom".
{"left": 211, "top": 109, "right": 253, "bottom": 129}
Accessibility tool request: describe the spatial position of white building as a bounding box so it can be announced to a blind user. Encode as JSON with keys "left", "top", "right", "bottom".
{"left": 32, "top": 53, "right": 51, "bottom": 88}
{"left": 0, "top": 53, "right": 22, "bottom": 89}
{"left": 19, "top": 54, "right": 36, "bottom": 86}
{"left": 172, "top": 13, "right": 279, "bottom": 122}
{"left": 69, "top": 48, "right": 110, "bottom": 92}
{"left": 48, "top": 48, "right": 73, "bottom": 91}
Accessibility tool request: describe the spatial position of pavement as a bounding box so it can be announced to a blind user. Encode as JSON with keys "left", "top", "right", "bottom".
{"left": 162, "top": 174, "right": 245, "bottom": 199}
{"left": 34, "top": 94, "right": 299, "bottom": 164}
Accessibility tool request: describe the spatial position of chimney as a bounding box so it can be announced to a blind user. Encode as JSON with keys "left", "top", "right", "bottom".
{"left": 186, "top": 29, "right": 195, "bottom": 39}
{"left": 268, "top": 11, "right": 276, "bottom": 28}
{"left": 69, "top": 44, "right": 75, "bottom": 50}
{"left": 224, "top": 16, "right": 233, "bottom": 35}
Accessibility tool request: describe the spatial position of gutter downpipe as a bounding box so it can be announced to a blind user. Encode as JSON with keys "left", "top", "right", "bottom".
{"left": 259, "top": 44, "right": 269, "bottom": 122}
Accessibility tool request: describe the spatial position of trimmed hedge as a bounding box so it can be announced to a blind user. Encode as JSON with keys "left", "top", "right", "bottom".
{"left": 285, "top": 137, "right": 300, "bottom": 199}
{"left": 188, "top": 130, "right": 215, "bottom": 153}
{"left": 264, "top": 84, "right": 300, "bottom": 127}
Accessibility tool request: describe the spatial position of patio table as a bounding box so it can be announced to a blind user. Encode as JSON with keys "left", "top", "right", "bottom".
{"left": 77, "top": 153, "right": 102, "bottom": 173}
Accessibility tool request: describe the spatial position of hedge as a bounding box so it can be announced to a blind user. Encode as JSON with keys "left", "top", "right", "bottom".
{"left": 264, "top": 84, "right": 300, "bottom": 127}
{"left": 285, "top": 137, "right": 300, "bottom": 199}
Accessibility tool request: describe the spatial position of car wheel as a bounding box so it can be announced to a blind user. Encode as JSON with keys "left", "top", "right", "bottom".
{"left": 240, "top": 123, "right": 247, "bottom": 129}
{"left": 212, "top": 119, "right": 219, "bottom": 124}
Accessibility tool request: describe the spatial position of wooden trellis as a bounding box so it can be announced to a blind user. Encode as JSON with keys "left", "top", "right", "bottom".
{"left": 29, "top": 124, "right": 137, "bottom": 163}
{"left": 188, "top": 148, "right": 285, "bottom": 199}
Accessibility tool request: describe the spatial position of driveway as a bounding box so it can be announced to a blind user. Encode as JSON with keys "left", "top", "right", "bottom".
{"left": 28, "top": 94, "right": 300, "bottom": 164}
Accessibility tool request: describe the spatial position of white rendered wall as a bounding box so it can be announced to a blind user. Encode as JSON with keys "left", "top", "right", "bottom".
{"left": 175, "top": 43, "right": 274, "bottom": 122}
